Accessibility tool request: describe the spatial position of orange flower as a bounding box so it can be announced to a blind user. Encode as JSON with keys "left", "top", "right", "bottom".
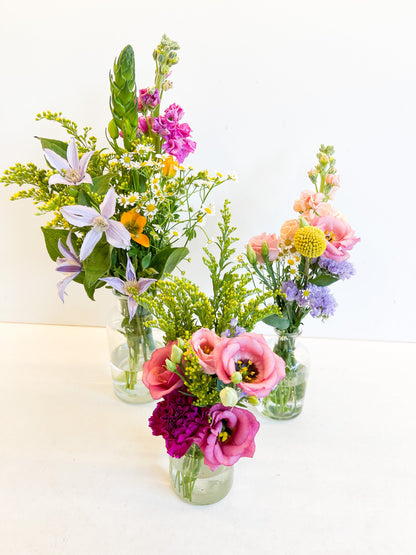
{"left": 162, "top": 156, "right": 179, "bottom": 178}
{"left": 280, "top": 219, "right": 299, "bottom": 242}
{"left": 120, "top": 210, "right": 150, "bottom": 247}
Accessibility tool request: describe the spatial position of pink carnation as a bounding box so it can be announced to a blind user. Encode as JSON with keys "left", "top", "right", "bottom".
{"left": 142, "top": 342, "right": 184, "bottom": 400}
{"left": 196, "top": 404, "right": 260, "bottom": 471}
{"left": 312, "top": 215, "right": 360, "bottom": 261}
{"left": 247, "top": 233, "right": 280, "bottom": 263}
{"left": 213, "top": 333, "right": 285, "bottom": 398}
{"left": 190, "top": 328, "right": 221, "bottom": 375}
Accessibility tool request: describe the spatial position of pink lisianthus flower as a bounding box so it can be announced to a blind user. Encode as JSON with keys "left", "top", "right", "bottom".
{"left": 142, "top": 341, "right": 184, "bottom": 400}
{"left": 213, "top": 333, "right": 285, "bottom": 398}
{"left": 293, "top": 190, "right": 325, "bottom": 214}
{"left": 312, "top": 215, "right": 360, "bottom": 261}
{"left": 196, "top": 404, "right": 260, "bottom": 471}
{"left": 247, "top": 233, "right": 280, "bottom": 263}
{"left": 190, "top": 328, "right": 221, "bottom": 375}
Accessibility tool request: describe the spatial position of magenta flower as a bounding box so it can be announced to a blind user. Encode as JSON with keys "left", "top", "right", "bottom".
{"left": 100, "top": 256, "right": 156, "bottom": 321}
{"left": 137, "top": 87, "right": 160, "bottom": 111}
{"left": 196, "top": 404, "right": 260, "bottom": 471}
{"left": 149, "top": 391, "right": 210, "bottom": 458}
{"left": 61, "top": 187, "right": 131, "bottom": 261}
{"left": 44, "top": 139, "right": 93, "bottom": 186}
{"left": 312, "top": 215, "right": 360, "bottom": 261}
{"left": 213, "top": 332, "right": 285, "bottom": 398}
{"left": 56, "top": 231, "right": 82, "bottom": 301}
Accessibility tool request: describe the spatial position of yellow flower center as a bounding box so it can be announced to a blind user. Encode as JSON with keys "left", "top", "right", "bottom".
{"left": 147, "top": 203, "right": 156, "bottom": 212}
{"left": 293, "top": 226, "right": 326, "bottom": 258}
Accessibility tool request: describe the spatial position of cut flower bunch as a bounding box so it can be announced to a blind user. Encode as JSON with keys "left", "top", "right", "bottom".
{"left": 1, "top": 35, "right": 234, "bottom": 400}
{"left": 246, "top": 145, "right": 360, "bottom": 419}
{"left": 141, "top": 202, "right": 286, "bottom": 503}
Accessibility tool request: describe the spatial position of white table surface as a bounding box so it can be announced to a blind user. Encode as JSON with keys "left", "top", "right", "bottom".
{"left": 0, "top": 322, "right": 415, "bottom": 555}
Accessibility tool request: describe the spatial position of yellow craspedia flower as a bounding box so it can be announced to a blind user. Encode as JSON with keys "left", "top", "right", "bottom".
{"left": 293, "top": 226, "right": 326, "bottom": 258}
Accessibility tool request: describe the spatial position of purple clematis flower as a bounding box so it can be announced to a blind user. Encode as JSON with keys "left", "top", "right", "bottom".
{"left": 100, "top": 256, "right": 156, "bottom": 321}
{"left": 56, "top": 232, "right": 82, "bottom": 302}
{"left": 44, "top": 139, "right": 94, "bottom": 186}
{"left": 61, "top": 187, "right": 131, "bottom": 261}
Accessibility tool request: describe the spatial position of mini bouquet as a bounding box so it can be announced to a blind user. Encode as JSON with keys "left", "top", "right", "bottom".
{"left": 1, "top": 35, "right": 234, "bottom": 402}
{"left": 245, "top": 145, "right": 360, "bottom": 419}
{"left": 142, "top": 202, "right": 285, "bottom": 504}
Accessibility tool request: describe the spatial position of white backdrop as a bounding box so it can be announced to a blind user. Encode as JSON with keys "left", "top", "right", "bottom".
{"left": 1, "top": 0, "right": 415, "bottom": 342}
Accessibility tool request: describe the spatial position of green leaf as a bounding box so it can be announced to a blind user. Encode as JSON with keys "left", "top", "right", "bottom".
{"left": 83, "top": 238, "right": 111, "bottom": 300}
{"left": 216, "top": 379, "right": 226, "bottom": 392}
{"left": 262, "top": 314, "right": 290, "bottom": 330}
{"left": 151, "top": 247, "right": 189, "bottom": 277}
{"left": 92, "top": 173, "right": 113, "bottom": 195}
{"left": 41, "top": 227, "right": 70, "bottom": 261}
{"left": 77, "top": 189, "right": 91, "bottom": 206}
{"left": 309, "top": 274, "right": 339, "bottom": 286}
{"left": 36, "top": 137, "right": 68, "bottom": 159}
{"left": 141, "top": 252, "right": 152, "bottom": 269}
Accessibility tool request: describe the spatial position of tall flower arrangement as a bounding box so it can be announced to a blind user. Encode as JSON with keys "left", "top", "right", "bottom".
{"left": 141, "top": 202, "right": 285, "bottom": 502}
{"left": 1, "top": 36, "right": 234, "bottom": 398}
{"left": 245, "top": 145, "right": 360, "bottom": 418}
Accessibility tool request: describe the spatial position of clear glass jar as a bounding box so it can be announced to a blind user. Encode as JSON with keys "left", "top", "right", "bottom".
{"left": 169, "top": 444, "right": 234, "bottom": 505}
{"left": 106, "top": 292, "right": 163, "bottom": 404}
{"left": 258, "top": 330, "right": 310, "bottom": 420}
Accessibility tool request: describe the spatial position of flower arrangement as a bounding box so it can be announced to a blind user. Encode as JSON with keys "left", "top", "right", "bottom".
{"left": 245, "top": 145, "right": 360, "bottom": 419}
{"left": 1, "top": 35, "right": 234, "bottom": 400}
{"left": 141, "top": 202, "right": 285, "bottom": 503}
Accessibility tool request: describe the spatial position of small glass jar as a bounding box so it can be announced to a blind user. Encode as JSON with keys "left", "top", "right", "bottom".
{"left": 169, "top": 444, "right": 234, "bottom": 505}
{"left": 258, "top": 330, "right": 310, "bottom": 420}
{"left": 106, "top": 292, "right": 162, "bottom": 404}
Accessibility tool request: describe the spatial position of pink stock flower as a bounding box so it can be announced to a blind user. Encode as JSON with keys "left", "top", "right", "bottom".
{"left": 247, "top": 233, "right": 280, "bottom": 263}
{"left": 213, "top": 333, "right": 285, "bottom": 398}
{"left": 293, "top": 190, "right": 325, "bottom": 214}
{"left": 196, "top": 404, "right": 260, "bottom": 471}
{"left": 325, "top": 174, "right": 340, "bottom": 187}
{"left": 142, "top": 342, "right": 184, "bottom": 400}
{"left": 312, "top": 215, "right": 360, "bottom": 261}
{"left": 137, "top": 88, "right": 160, "bottom": 111}
{"left": 190, "top": 328, "right": 221, "bottom": 375}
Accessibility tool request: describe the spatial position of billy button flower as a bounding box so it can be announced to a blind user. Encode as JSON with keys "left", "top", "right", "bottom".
{"left": 293, "top": 225, "right": 326, "bottom": 258}
{"left": 120, "top": 209, "right": 150, "bottom": 247}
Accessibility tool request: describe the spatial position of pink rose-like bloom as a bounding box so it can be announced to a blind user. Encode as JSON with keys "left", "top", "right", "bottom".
{"left": 312, "top": 215, "right": 360, "bottom": 261}
{"left": 280, "top": 219, "right": 299, "bottom": 242}
{"left": 293, "top": 190, "right": 325, "bottom": 213}
{"left": 247, "top": 233, "right": 280, "bottom": 263}
{"left": 142, "top": 341, "right": 184, "bottom": 400}
{"left": 213, "top": 333, "right": 285, "bottom": 398}
{"left": 190, "top": 328, "right": 221, "bottom": 375}
{"left": 196, "top": 404, "right": 260, "bottom": 471}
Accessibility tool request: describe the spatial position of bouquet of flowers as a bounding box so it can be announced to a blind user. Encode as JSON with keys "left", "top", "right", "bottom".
{"left": 1, "top": 35, "right": 234, "bottom": 401}
{"left": 245, "top": 145, "right": 360, "bottom": 419}
{"left": 141, "top": 202, "right": 285, "bottom": 504}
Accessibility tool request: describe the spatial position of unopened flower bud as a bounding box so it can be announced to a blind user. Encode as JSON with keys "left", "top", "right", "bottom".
{"left": 170, "top": 344, "right": 183, "bottom": 364}
{"left": 220, "top": 387, "right": 239, "bottom": 407}
{"left": 162, "top": 156, "right": 179, "bottom": 178}
{"left": 165, "top": 359, "right": 178, "bottom": 373}
{"left": 246, "top": 244, "right": 257, "bottom": 265}
{"left": 247, "top": 395, "right": 259, "bottom": 406}
{"left": 177, "top": 338, "right": 185, "bottom": 350}
{"left": 108, "top": 119, "right": 119, "bottom": 140}
{"left": 261, "top": 241, "right": 270, "bottom": 261}
{"left": 299, "top": 216, "right": 309, "bottom": 228}
{"left": 231, "top": 371, "right": 242, "bottom": 384}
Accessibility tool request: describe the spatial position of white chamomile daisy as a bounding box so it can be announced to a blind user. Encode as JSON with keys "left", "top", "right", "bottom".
{"left": 203, "top": 203, "right": 215, "bottom": 216}
{"left": 118, "top": 194, "right": 130, "bottom": 208}
{"left": 144, "top": 200, "right": 158, "bottom": 218}
{"left": 127, "top": 192, "right": 140, "bottom": 205}
{"left": 120, "top": 153, "right": 135, "bottom": 169}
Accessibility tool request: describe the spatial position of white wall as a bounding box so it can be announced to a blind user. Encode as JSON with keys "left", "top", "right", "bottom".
{"left": 1, "top": 0, "right": 415, "bottom": 342}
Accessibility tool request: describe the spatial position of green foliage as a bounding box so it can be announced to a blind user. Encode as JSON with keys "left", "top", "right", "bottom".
{"left": 182, "top": 342, "right": 220, "bottom": 407}
{"left": 41, "top": 227, "right": 70, "bottom": 261}
{"left": 143, "top": 200, "right": 280, "bottom": 341}
{"left": 35, "top": 112, "right": 97, "bottom": 151}
{"left": 83, "top": 237, "right": 112, "bottom": 300}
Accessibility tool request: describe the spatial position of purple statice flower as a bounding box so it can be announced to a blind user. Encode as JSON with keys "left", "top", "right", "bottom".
{"left": 44, "top": 139, "right": 93, "bottom": 187}
{"left": 61, "top": 187, "right": 131, "bottom": 261}
{"left": 281, "top": 280, "right": 299, "bottom": 301}
{"left": 221, "top": 317, "right": 246, "bottom": 338}
{"left": 149, "top": 390, "right": 210, "bottom": 458}
{"left": 296, "top": 284, "right": 337, "bottom": 318}
{"left": 137, "top": 87, "right": 160, "bottom": 111}
{"left": 318, "top": 257, "right": 355, "bottom": 280}
{"left": 100, "top": 256, "right": 156, "bottom": 321}
{"left": 55, "top": 231, "right": 82, "bottom": 301}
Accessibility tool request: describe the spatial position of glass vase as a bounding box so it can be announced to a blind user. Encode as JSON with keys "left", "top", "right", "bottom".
{"left": 169, "top": 444, "right": 234, "bottom": 505}
{"left": 106, "top": 293, "right": 162, "bottom": 404}
{"left": 258, "top": 330, "right": 310, "bottom": 420}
